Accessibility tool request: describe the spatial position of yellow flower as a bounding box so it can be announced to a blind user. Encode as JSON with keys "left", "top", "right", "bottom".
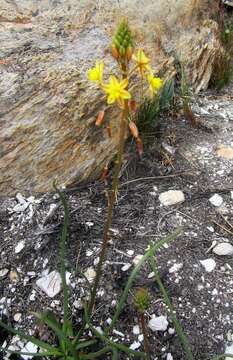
{"left": 87, "top": 60, "right": 104, "bottom": 83}
{"left": 147, "top": 73, "right": 163, "bottom": 96}
{"left": 102, "top": 75, "right": 131, "bottom": 105}
{"left": 133, "top": 49, "right": 151, "bottom": 75}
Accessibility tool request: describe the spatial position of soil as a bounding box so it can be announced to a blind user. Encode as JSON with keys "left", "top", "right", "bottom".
{"left": 1, "top": 51, "right": 233, "bottom": 360}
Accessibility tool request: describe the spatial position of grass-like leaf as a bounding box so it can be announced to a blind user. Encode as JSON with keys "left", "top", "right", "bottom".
{"left": 149, "top": 255, "right": 194, "bottom": 360}
{"left": 32, "top": 311, "right": 75, "bottom": 358}
{"left": 107, "top": 228, "right": 182, "bottom": 333}
{"left": 84, "top": 305, "right": 146, "bottom": 358}
{"left": 0, "top": 319, "right": 58, "bottom": 354}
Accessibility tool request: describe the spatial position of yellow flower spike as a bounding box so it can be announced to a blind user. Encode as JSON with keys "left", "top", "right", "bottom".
{"left": 87, "top": 60, "right": 104, "bottom": 83}
{"left": 147, "top": 72, "right": 163, "bottom": 97}
{"left": 133, "top": 49, "right": 151, "bottom": 75}
{"left": 102, "top": 75, "right": 131, "bottom": 105}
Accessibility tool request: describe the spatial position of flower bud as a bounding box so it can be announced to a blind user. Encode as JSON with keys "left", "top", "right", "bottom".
{"left": 129, "top": 121, "right": 139, "bottom": 138}
{"left": 95, "top": 110, "right": 105, "bottom": 127}
{"left": 111, "top": 19, "right": 134, "bottom": 62}
{"left": 111, "top": 45, "right": 119, "bottom": 60}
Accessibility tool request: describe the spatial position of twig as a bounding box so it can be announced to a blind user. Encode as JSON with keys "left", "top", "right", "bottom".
{"left": 119, "top": 170, "right": 194, "bottom": 188}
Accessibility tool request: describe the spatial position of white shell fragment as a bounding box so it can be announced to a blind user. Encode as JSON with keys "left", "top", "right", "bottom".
{"left": 0, "top": 269, "right": 9, "bottom": 278}
{"left": 148, "top": 315, "right": 168, "bottom": 331}
{"left": 130, "top": 341, "right": 141, "bottom": 350}
{"left": 209, "top": 194, "right": 223, "bottom": 207}
{"left": 21, "top": 342, "right": 38, "bottom": 360}
{"left": 159, "top": 190, "right": 185, "bottom": 206}
{"left": 133, "top": 325, "right": 140, "bottom": 335}
{"left": 169, "top": 263, "right": 183, "bottom": 273}
{"left": 36, "top": 270, "right": 61, "bottom": 298}
{"left": 200, "top": 259, "right": 216, "bottom": 272}
{"left": 15, "top": 241, "right": 25, "bottom": 254}
{"left": 84, "top": 268, "right": 96, "bottom": 283}
{"left": 121, "top": 263, "right": 131, "bottom": 271}
{"left": 13, "top": 313, "right": 22, "bottom": 322}
{"left": 213, "top": 243, "right": 233, "bottom": 256}
{"left": 133, "top": 255, "right": 144, "bottom": 266}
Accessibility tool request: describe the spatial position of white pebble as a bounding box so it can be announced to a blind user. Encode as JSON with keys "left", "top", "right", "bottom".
{"left": 213, "top": 243, "right": 233, "bottom": 256}
{"left": 84, "top": 268, "right": 96, "bottom": 283}
{"left": 130, "top": 341, "right": 141, "bottom": 350}
{"left": 133, "top": 325, "right": 140, "bottom": 335}
{"left": 15, "top": 241, "right": 25, "bottom": 254}
{"left": 121, "top": 263, "right": 131, "bottom": 272}
{"left": 209, "top": 194, "right": 223, "bottom": 207}
{"left": 200, "top": 258, "right": 216, "bottom": 272}
{"left": 159, "top": 190, "right": 185, "bottom": 206}
{"left": 169, "top": 263, "right": 183, "bottom": 273}
{"left": 148, "top": 315, "right": 168, "bottom": 332}
{"left": 36, "top": 270, "right": 61, "bottom": 298}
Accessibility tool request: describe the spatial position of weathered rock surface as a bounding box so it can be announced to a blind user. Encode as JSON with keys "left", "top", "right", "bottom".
{"left": 0, "top": 0, "right": 221, "bottom": 194}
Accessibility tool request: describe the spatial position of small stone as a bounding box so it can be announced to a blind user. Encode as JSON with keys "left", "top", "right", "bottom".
{"left": 84, "top": 268, "right": 96, "bottom": 283}
{"left": 159, "top": 190, "right": 185, "bottom": 206}
{"left": 213, "top": 243, "right": 233, "bottom": 256}
{"left": 148, "top": 271, "right": 155, "bottom": 279}
{"left": 168, "top": 328, "right": 175, "bottom": 335}
{"left": 169, "top": 263, "right": 183, "bottom": 273}
{"left": 0, "top": 269, "right": 9, "bottom": 278}
{"left": 216, "top": 146, "right": 233, "bottom": 160}
{"left": 231, "top": 191, "right": 233, "bottom": 200}
{"left": 86, "top": 221, "right": 94, "bottom": 227}
{"left": 133, "top": 255, "right": 143, "bottom": 266}
{"left": 138, "top": 334, "right": 144, "bottom": 342}
{"left": 73, "top": 299, "right": 83, "bottom": 310}
{"left": 127, "top": 250, "right": 134, "bottom": 256}
{"left": 13, "top": 313, "right": 22, "bottom": 322}
{"left": 207, "top": 226, "right": 214, "bottom": 233}
{"left": 200, "top": 259, "right": 216, "bottom": 272}
{"left": 209, "top": 194, "right": 223, "bottom": 207}
{"left": 113, "top": 329, "right": 125, "bottom": 338}
{"left": 9, "top": 270, "right": 19, "bottom": 282}
{"left": 21, "top": 342, "right": 38, "bottom": 360}
{"left": 86, "top": 250, "right": 93, "bottom": 257}
{"left": 130, "top": 341, "right": 141, "bottom": 350}
{"left": 15, "top": 241, "right": 25, "bottom": 254}
{"left": 148, "top": 315, "right": 168, "bottom": 332}
{"left": 36, "top": 270, "right": 61, "bottom": 298}
{"left": 16, "top": 193, "right": 27, "bottom": 205}
{"left": 121, "top": 263, "right": 131, "bottom": 272}
{"left": 133, "top": 325, "right": 140, "bottom": 335}
{"left": 167, "top": 353, "right": 173, "bottom": 360}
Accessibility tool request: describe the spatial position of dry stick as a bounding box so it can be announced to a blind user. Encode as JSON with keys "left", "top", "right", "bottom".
{"left": 89, "top": 95, "right": 129, "bottom": 314}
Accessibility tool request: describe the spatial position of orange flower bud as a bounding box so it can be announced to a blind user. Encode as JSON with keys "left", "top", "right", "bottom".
{"left": 126, "top": 46, "right": 133, "bottom": 61}
{"left": 95, "top": 110, "right": 105, "bottom": 127}
{"left": 111, "top": 45, "right": 119, "bottom": 60}
{"left": 129, "top": 121, "right": 139, "bottom": 139}
{"left": 136, "top": 137, "right": 143, "bottom": 157}
{"left": 129, "top": 99, "right": 137, "bottom": 112}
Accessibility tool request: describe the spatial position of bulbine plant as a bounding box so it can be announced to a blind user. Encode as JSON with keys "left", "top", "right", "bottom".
{"left": 87, "top": 19, "right": 162, "bottom": 313}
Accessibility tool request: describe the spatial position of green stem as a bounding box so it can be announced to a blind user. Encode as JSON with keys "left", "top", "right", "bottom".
{"left": 53, "top": 182, "right": 69, "bottom": 334}
{"left": 88, "top": 65, "right": 129, "bottom": 315}
{"left": 149, "top": 256, "right": 194, "bottom": 360}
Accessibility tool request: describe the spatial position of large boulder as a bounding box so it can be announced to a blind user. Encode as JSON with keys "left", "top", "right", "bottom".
{"left": 0, "top": 0, "right": 220, "bottom": 194}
